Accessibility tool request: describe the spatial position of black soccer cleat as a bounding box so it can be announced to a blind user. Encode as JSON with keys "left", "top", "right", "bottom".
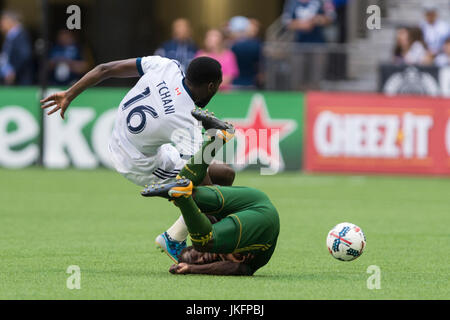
{"left": 191, "top": 107, "right": 235, "bottom": 142}
{"left": 191, "top": 107, "right": 234, "bottom": 132}
{"left": 141, "top": 179, "right": 193, "bottom": 199}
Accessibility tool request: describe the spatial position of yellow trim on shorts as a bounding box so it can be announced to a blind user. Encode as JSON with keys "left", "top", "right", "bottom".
{"left": 229, "top": 214, "right": 242, "bottom": 251}
{"left": 233, "top": 243, "right": 272, "bottom": 253}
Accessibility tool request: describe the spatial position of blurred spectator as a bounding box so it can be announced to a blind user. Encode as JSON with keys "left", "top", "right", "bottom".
{"left": 0, "top": 10, "right": 33, "bottom": 85}
{"left": 333, "top": 0, "right": 347, "bottom": 43}
{"left": 228, "top": 16, "right": 263, "bottom": 89}
{"left": 48, "top": 29, "right": 88, "bottom": 86}
{"left": 282, "top": 0, "right": 335, "bottom": 43}
{"left": 326, "top": 0, "right": 348, "bottom": 80}
{"left": 435, "top": 37, "right": 450, "bottom": 67}
{"left": 420, "top": 4, "right": 450, "bottom": 57}
{"left": 155, "top": 18, "right": 197, "bottom": 72}
{"left": 393, "top": 26, "right": 432, "bottom": 65}
{"left": 195, "top": 29, "right": 239, "bottom": 91}
{"left": 281, "top": 0, "right": 335, "bottom": 89}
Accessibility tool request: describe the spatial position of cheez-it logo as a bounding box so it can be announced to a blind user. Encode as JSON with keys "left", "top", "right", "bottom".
{"left": 313, "top": 108, "right": 434, "bottom": 159}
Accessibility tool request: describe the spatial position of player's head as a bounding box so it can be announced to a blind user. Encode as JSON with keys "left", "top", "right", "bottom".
{"left": 178, "top": 246, "right": 253, "bottom": 264}
{"left": 185, "top": 56, "right": 222, "bottom": 108}
{"left": 179, "top": 247, "right": 221, "bottom": 264}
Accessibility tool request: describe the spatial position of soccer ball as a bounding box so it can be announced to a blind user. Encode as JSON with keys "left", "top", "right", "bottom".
{"left": 326, "top": 222, "right": 366, "bottom": 261}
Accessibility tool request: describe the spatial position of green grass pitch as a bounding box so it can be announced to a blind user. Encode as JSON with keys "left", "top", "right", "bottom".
{"left": 1, "top": 168, "right": 449, "bottom": 299}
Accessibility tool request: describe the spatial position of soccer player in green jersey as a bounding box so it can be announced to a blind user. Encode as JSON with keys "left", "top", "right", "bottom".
{"left": 141, "top": 109, "right": 279, "bottom": 275}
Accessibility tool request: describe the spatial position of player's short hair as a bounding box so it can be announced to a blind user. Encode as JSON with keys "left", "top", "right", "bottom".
{"left": 186, "top": 57, "right": 222, "bottom": 86}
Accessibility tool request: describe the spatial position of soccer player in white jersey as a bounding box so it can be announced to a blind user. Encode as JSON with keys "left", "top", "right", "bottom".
{"left": 40, "top": 56, "right": 235, "bottom": 262}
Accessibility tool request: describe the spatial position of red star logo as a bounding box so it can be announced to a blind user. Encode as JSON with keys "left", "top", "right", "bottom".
{"left": 225, "top": 94, "right": 296, "bottom": 174}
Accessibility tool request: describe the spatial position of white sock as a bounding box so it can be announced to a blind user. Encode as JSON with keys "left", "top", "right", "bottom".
{"left": 166, "top": 215, "right": 188, "bottom": 242}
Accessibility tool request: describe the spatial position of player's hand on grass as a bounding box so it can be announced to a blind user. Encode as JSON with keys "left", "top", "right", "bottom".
{"left": 169, "top": 263, "right": 190, "bottom": 274}
{"left": 40, "top": 90, "right": 72, "bottom": 119}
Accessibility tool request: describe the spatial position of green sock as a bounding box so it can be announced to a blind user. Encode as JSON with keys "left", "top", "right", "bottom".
{"left": 178, "top": 136, "right": 221, "bottom": 186}
{"left": 174, "top": 196, "right": 212, "bottom": 245}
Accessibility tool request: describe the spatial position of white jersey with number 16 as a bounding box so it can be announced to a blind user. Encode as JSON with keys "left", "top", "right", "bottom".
{"left": 108, "top": 55, "right": 202, "bottom": 186}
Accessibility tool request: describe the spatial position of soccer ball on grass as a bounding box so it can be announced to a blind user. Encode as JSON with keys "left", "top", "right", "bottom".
{"left": 326, "top": 222, "right": 366, "bottom": 261}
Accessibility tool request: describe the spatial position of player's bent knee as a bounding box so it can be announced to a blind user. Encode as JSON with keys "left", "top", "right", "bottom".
{"left": 208, "top": 163, "right": 235, "bottom": 186}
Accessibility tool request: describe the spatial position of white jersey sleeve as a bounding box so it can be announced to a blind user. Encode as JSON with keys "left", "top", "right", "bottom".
{"left": 136, "top": 56, "right": 174, "bottom": 76}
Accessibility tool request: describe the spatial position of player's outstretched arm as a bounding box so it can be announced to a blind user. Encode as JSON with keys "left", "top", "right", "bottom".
{"left": 40, "top": 58, "right": 139, "bottom": 119}
{"left": 169, "top": 262, "right": 253, "bottom": 276}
